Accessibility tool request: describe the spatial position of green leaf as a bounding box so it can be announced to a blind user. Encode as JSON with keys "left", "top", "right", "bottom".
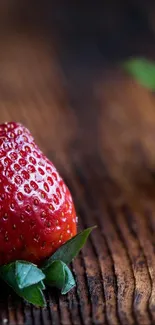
{"left": 38, "top": 280, "right": 45, "bottom": 290}
{"left": 15, "top": 261, "right": 45, "bottom": 289}
{"left": 44, "top": 260, "right": 75, "bottom": 294}
{"left": 42, "top": 226, "right": 96, "bottom": 269}
{"left": 0, "top": 262, "right": 46, "bottom": 307}
{"left": 123, "top": 58, "right": 155, "bottom": 90}
{"left": 61, "top": 264, "right": 75, "bottom": 295}
{"left": 22, "top": 284, "right": 46, "bottom": 307}
{"left": 44, "top": 260, "right": 65, "bottom": 289}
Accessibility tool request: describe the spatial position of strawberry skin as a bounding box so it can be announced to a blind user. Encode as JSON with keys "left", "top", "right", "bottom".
{"left": 0, "top": 122, "right": 77, "bottom": 265}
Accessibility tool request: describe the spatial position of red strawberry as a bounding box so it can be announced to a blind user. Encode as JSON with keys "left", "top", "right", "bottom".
{"left": 0, "top": 122, "right": 77, "bottom": 265}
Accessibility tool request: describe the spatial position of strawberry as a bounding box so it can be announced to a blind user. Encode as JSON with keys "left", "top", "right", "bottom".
{"left": 0, "top": 122, "right": 77, "bottom": 265}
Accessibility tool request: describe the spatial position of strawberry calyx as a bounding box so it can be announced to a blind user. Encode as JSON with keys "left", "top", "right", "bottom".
{"left": 0, "top": 226, "right": 96, "bottom": 307}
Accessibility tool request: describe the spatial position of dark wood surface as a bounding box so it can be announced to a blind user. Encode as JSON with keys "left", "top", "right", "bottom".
{"left": 1, "top": 18, "right": 155, "bottom": 325}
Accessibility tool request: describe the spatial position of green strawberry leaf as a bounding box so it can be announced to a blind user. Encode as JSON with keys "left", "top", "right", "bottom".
{"left": 15, "top": 261, "right": 45, "bottom": 289}
{"left": 61, "top": 264, "right": 75, "bottom": 295}
{"left": 38, "top": 280, "right": 46, "bottom": 290}
{"left": 42, "top": 226, "right": 96, "bottom": 269}
{"left": 122, "top": 58, "right": 155, "bottom": 90}
{"left": 22, "top": 284, "right": 46, "bottom": 307}
{"left": 44, "top": 260, "right": 65, "bottom": 289}
{"left": 0, "top": 262, "right": 46, "bottom": 307}
{"left": 44, "top": 260, "right": 75, "bottom": 294}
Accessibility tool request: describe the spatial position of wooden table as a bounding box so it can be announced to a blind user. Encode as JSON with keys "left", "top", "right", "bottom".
{"left": 0, "top": 27, "right": 155, "bottom": 325}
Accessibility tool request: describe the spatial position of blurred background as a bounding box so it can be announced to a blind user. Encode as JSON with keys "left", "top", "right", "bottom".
{"left": 1, "top": 1, "right": 155, "bottom": 203}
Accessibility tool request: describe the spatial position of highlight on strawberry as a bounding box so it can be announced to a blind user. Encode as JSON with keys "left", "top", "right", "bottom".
{"left": 0, "top": 122, "right": 95, "bottom": 307}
